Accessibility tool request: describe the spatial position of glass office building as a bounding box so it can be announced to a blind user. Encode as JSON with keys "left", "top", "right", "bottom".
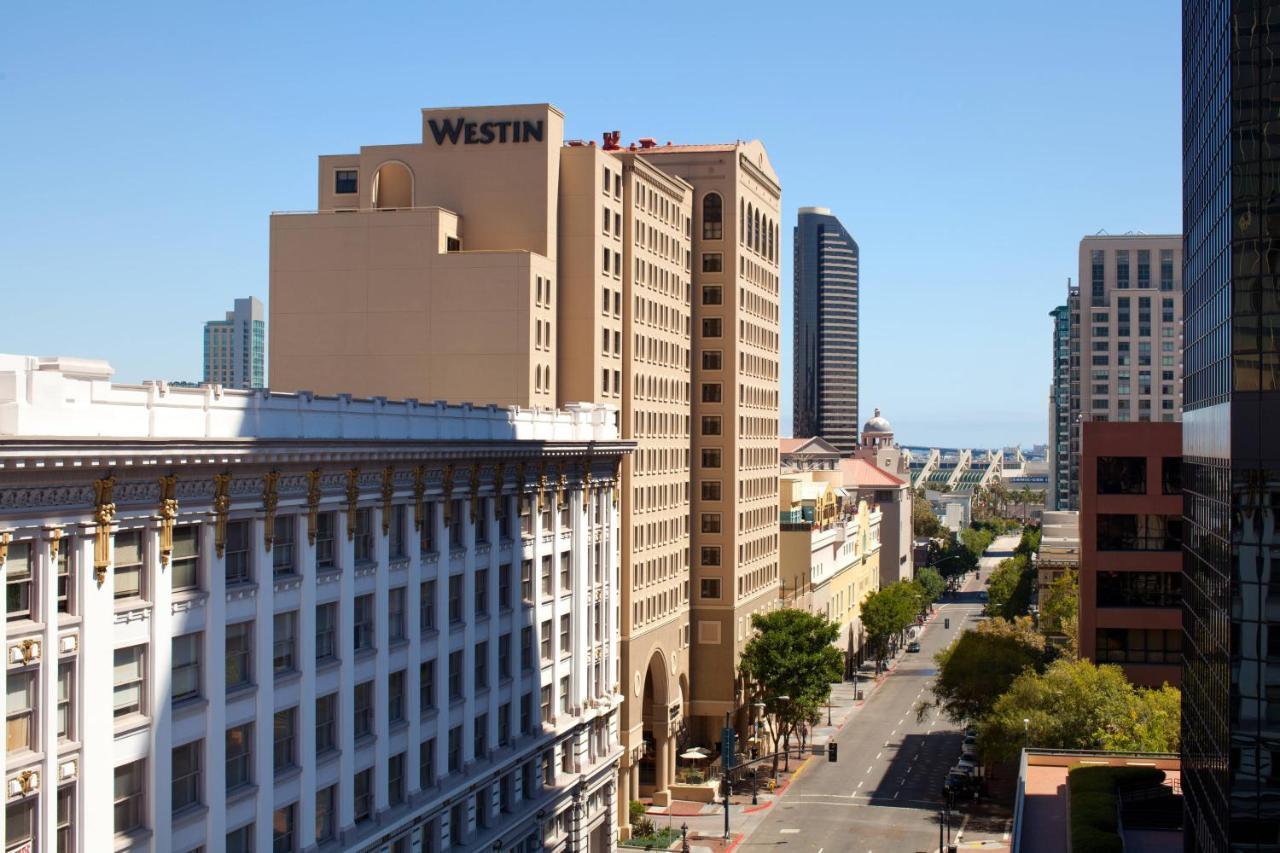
{"left": 792, "top": 207, "right": 859, "bottom": 453}
{"left": 1182, "top": 0, "right": 1280, "bottom": 848}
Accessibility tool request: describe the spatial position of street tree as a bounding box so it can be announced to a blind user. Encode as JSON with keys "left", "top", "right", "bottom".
{"left": 929, "top": 616, "right": 1046, "bottom": 723}
{"left": 738, "top": 609, "right": 843, "bottom": 777}
{"left": 912, "top": 488, "right": 946, "bottom": 539}
{"left": 1039, "top": 569, "right": 1079, "bottom": 653}
{"left": 978, "top": 658, "right": 1180, "bottom": 763}
{"left": 861, "top": 581, "right": 921, "bottom": 666}
{"left": 915, "top": 566, "right": 946, "bottom": 604}
{"left": 985, "top": 553, "right": 1035, "bottom": 619}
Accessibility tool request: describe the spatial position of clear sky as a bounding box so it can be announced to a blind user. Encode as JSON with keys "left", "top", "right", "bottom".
{"left": 0, "top": 1, "right": 1180, "bottom": 448}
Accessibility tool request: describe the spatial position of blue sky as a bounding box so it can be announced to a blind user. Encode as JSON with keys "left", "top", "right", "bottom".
{"left": 0, "top": 1, "right": 1180, "bottom": 448}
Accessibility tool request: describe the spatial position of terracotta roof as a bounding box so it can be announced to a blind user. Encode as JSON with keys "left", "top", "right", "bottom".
{"left": 779, "top": 438, "right": 811, "bottom": 453}
{"left": 839, "top": 457, "right": 906, "bottom": 488}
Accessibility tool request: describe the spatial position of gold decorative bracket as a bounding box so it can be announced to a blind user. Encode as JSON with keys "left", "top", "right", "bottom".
{"left": 306, "top": 469, "right": 322, "bottom": 545}
{"left": 158, "top": 475, "right": 178, "bottom": 566}
{"left": 93, "top": 476, "right": 117, "bottom": 586}
{"left": 412, "top": 466, "right": 426, "bottom": 533}
{"left": 537, "top": 462, "right": 550, "bottom": 512}
{"left": 469, "top": 463, "right": 482, "bottom": 524}
{"left": 0, "top": 531, "right": 10, "bottom": 565}
{"left": 556, "top": 461, "right": 568, "bottom": 511}
{"left": 262, "top": 471, "right": 280, "bottom": 552}
{"left": 381, "top": 467, "right": 395, "bottom": 535}
{"left": 212, "top": 473, "right": 231, "bottom": 558}
{"left": 47, "top": 528, "right": 63, "bottom": 564}
{"left": 345, "top": 468, "right": 360, "bottom": 541}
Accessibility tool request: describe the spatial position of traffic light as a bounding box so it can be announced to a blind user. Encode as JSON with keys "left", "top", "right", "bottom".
{"left": 827, "top": 742, "right": 838, "bottom": 762}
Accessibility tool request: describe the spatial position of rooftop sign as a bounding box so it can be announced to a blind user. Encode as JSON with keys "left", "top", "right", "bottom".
{"left": 427, "top": 118, "right": 544, "bottom": 146}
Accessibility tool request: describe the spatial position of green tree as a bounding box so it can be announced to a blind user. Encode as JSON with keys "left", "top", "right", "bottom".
{"left": 738, "top": 609, "right": 844, "bottom": 777}
{"left": 978, "top": 658, "right": 1180, "bottom": 763}
{"left": 1040, "top": 569, "right": 1079, "bottom": 652}
{"left": 912, "top": 489, "right": 945, "bottom": 538}
{"left": 861, "top": 582, "right": 920, "bottom": 665}
{"left": 929, "top": 617, "right": 1047, "bottom": 722}
{"left": 915, "top": 566, "right": 946, "bottom": 603}
{"left": 961, "top": 526, "right": 995, "bottom": 562}
{"left": 986, "top": 553, "right": 1035, "bottom": 620}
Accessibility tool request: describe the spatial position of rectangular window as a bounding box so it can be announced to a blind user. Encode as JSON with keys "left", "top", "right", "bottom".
{"left": 701, "top": 448, "right": 722, "bottom": 468}
{"left": 225, "top": 520, "right": 250, "bottom": 585}
{"left": 701, "top": 481, "right": 722, "bottom": 501}
{"left": 475, "top": 569, "right": 489, "bottom": 618}
{"left": 7, "top": 798, "right": 34, "bottom": 852}
{"left": 499, "top": 563, "right": 512, "bottom": 610}
{"left": 225, "top": 723, "right": 253, "bottom": 791}
{"left": 227, "top": 824, "right": 254, "bottom": 853}
{"left": 172, "top": 524, "right": 200, "bottom": 590}
{"left": 559, "top": 552, "right": 571, "bottom": 590}
{"left": 7, "top": 671, "right": 36, "bottom": 752}
{"left": 389, "top": 504, "right": 407, "bottom": 559}
{"left": 522, "top": 559, "right": 534, "bottom": 602}
{"left": 315, "top": 785, "right": 336, "bottom": 844}
{"left": 1160, "top": 249, "right": 1174, "bottom": 290}
{"left": 172, "top": 633, "right": 201, "bottom": 703}
{"left": 272, "top": 516, "right": 295, "bottom": 576}
{"left": 448, "top": 725, "right": 462, "bottom": 773}
{"left": 56, "top": 785, "right": 73, "bottom": 853}
{"left": 113, "top": 759, "right": 146, "bottom": 835}
{"left": 449, "top": 650, "right": 463, "bottom": 700}
{"left": 56, "top": 540, "right": 73, "bottom": 615}
{"left": 702, "top": 350, "right": 722, "bottom": 370}
{"left": 388, "top": 669, "right": 405, "bottom": 724}
{"left": 521, "top": 626, "right": 534, "bottom": 671}
{"left": 388, "top": 751, "right": 406, "bottom": 806}
{"left": 499, "top": 633, "right": 512, "bottom": 679}
{"left": 354, "top": 680, "right": 374, "bottom": 740}
{"left": 540, "top": 557, "right": 552, "bottom": 597}
{"left": 1096, "top": 514, "right": 1183, "bottom": 551}
{"left": 541, "top": 620, "right": 553, "bottom": 661}
{"left": 226, "top": 620, "right": 253, "bottom": 690}
{"left": 354, "top": 508, "right": 373, "bottom": 563}
{"left": 420, "top": 579, "right": 437, "bottom": 632}
{"left": 701, "top": 513, "right": 722, "bottom": 533}
{"left": 701, "top": 415, "right": 722, "bottom": 435}
{"left": 474, "top": 712, "right": 488, "bottom": 757}
{"left": 420, "top": 738, "right": 436, "bottom": 789}
{"left": 315, "top": 602, "right": 337, "bottom": 663}
{"left": 1096, "top": 457, "right": 1147, "bottom": 495}
{"left": 334, "top": 169, "right": 358, "bottom": 194}
{"left": 448, "top": 575, "right": 463, "bottom": 624}
{"left": 702, "top": 318, "right": 722, "bottom": 338}
{"left": 420, "top": 659, "right": 436, "bottom": 712}
{"left": 701, "top": 383, "right": 722, "bottom": 403}
{"left": 113, "top": 531, "right": 145, "bottom": 601}
{"left": 559, "top": 675, "right": 570, "bottom": 713}
{"left": 273, "top": 707, "right": 296, "bottom": 773}
{"left": 419, "top": 503, "right": 436, "bottom": 554}
{"left": 316, "top": 512, "right": 337, "bottom": 570}
{"left": 475, "top": 641, "right": 489, "bottom": 690}
{"left": 354, "top": 768, "right": 373, "bottom": 823}
{"left": 273, "top": 611, "right": 298, "bottom": 675}
{"left": 354, "top": 594, "right": 375, "bottom": 651}
{"left": 57, "top": 661, "right": 74, "bottom": 741}
{"left": 702, "top": 255, "right": 723, "bottom": 274}
{"left": 273, "top": 804, "right": 296, "bottom": 853}
{"left": 700, "top": 546, "right": 721, "bottom": 566}
{"left": 1162, "top": 457, "right": 1182, "bottom": 494}
{"left": 540, "top": 685, "right": 553, "bottom": 722}
{"left": 389, "top": 586, "right": 407, "bottom": 642}
{"left": 701, "top": 578, "right": 721, "bottom": 599}
{"left": 113, "top": 645, "right": 145, "bottom": 720}
{"left": 559, "top": 614, "right": 571, "bottom": 654}
{"left": 315, "top": 692, "right": 337, "bottom": 754}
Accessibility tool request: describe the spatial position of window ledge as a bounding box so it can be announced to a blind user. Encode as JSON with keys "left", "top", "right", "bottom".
{"left": 113, "top": 600, "right": 152, "bottom": 617}
{"left": 226, "top": 782, "right": 259, "bottom": 805}
{"left": 5, "top": 618, "right": 43, "bottom": 635}
{"left": 274, "top": 670, "right": 302, "bottom": 688}
{"left": 316, "top": 656, "right": 342, "bottom": 672}
{"left": 114, "top": 827, "right": 153, "bottom": 852}
{"left": 355, "top": 734, "right": 377, "bottom": 750}
{"left": 172, "top": 695, "right": 208, "bottom": 716}
{"left": 113, "top": 713, "right": 151, "bottom": 738}
{"left": 225, "top": 683, "right": 258, "bottom": 702}
{"left": 274, "top": 765, "right": 302, "bottom": 785}
{"left": 171, "top": 802, "right": 209, "bottom": 827}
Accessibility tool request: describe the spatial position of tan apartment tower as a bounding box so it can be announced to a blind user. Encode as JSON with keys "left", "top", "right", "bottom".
{"left": 1065, "top": 234, "right": 1183, "bottom": 508}
{"left": 267, "top": 107, "right": 781, "bottom": 819}
{"left": 631, "top": 141, "right": 783, "bottom": 745}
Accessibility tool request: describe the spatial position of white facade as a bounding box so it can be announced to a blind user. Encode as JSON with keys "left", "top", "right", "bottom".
{"left": 0, "top": 355, "right": 631, "bottom": 853}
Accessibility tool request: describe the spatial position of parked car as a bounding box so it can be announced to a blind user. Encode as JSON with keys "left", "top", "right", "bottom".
{"left": 944, "top": 771, "right": 979, "bottom": 795}
{"left": 963, "top": 733, "right": 978, "bottom": 747}
{"left": 954, "top": 756, "right": 979, "bottom": 774}
{"left": 964, "top": 725, "right": 979, "bottom": 739}
{"left": 961, "top": 745, "right": 979, "bottom": 762}
{"left": 907, "top": 641, "right": 921, "bottom": 653}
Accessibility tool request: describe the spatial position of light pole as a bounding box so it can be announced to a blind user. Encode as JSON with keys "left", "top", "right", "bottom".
{"left": 777, "top": 695, "right": 791, "bottom": 772}
{"left": 680, "top": 821, "right": 690, "bottom": 853}
{"left": 1023, "top": 717, "right": 1030, "bottom": 750}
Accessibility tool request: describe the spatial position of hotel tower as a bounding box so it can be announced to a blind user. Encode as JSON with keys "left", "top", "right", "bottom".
{"left": 269, "top": 104, "right": 782, "bottom": 831}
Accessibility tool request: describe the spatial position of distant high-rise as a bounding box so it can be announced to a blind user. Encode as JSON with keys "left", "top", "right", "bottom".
{"left": 793, "top": 207, "right": 859, "bottom": 453}
{"left": 1182, "top": 2, "right": 1280, "bottom": 848}
{"left": 1048, "top": 302, "right": 1072, "bottom": 511}
{"left": 1063, "top": 234, "right": 1183, "bottom": 509}
{"left": 203, "top": 296, "right": 265, "bottom": 389}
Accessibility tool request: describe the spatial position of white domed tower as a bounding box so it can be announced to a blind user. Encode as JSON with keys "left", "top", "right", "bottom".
{"left": 861, "top": 408, "right": 894, "bottom": 449}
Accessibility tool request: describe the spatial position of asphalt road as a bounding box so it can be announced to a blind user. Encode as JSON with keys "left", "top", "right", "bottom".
{"left": 740, "top": 535, "right": 1020, "bottom": 853}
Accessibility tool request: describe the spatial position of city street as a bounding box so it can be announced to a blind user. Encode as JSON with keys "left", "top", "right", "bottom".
{"left": 734, "top": 534, "right": 1021, "bottom": 853}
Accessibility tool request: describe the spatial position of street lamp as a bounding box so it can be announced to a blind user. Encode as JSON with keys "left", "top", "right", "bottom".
{"left": 680, "top": 821, "right": 690, "bottom": 853}
{"left": 1023, "top": 717, "right": 1030, "bottom": 750}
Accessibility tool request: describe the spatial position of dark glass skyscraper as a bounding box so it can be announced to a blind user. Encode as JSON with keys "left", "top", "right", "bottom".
{"left": 793, "top": 207, "right": 859, "bottom": 452}
{"left": 1182, "top": 1, "right": 1280, "bottom": 848}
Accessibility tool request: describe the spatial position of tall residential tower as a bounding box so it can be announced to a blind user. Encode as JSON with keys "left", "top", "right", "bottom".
{"left": 1182, "top": 2, "right": 1280, "bottom": 848}
{"left": 1048, "top": 300, "right": 1073, "bottom": 511}
{"left": 1064, "top": 234, "right": 1183, "bottom": 509}
{"left": 202, "top": 296, "right": 265, "bottom": 389}
{"left": 792, "top": 208, "right": 859, "bottom": 453}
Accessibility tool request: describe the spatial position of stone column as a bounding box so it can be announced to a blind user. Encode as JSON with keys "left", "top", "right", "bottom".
{"left": 337, "top": 507, "right": 357, "bottom": 834}
{"left": 38, "top": 529, "right": 61, "bottom": 853}
{"left": 251, "top": 516, "right": 275, "bottom": 853}
{"left": 405, "top": 503, "right": 423, "bottom": 797}
{"left": 297, "top": 513, "right": 318, "bottom": 849}
{"left": 76, "top": 526, "right": 112, "bottom": 846}
{"left": 373, "top": 509, "right": 390, "bottom": 812}
{"left": 202, "top": 521, "right": 227, "bottom": 846}
{"left": 654, "top": 728, "right": 669, "bottom": 797}
{"left": 147, "top": 521, "right": 173, "bottom": 852}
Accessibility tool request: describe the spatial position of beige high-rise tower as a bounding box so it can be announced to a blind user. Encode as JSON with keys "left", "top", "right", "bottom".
{"left": 268, "top": 106, "right": 781, "bottom": 828}
{"left": 631, "top": 142, "right": 782, "bottom": 743}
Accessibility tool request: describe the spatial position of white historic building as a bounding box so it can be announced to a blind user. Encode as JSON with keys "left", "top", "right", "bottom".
{"left": 0, "top": 354, "right": 631, "bottom": 853}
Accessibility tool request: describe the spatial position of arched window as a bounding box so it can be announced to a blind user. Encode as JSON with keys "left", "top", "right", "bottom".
{"left": 754, "top": 210, "right": 762, "bottom": 252}
{"left": 702, "top": 193, "right": 723, "bottom": 240}
{"left": 373, "top": 161, "right": 413, "bottom": 209}
{"left": 746, "top": 204, "right": 754, "bottom": 249}
{"left": 740, "top": 200, "right": 746, "bottom": 243}
{"left": 767, "top": 219, "right": 774, "bottom": 261}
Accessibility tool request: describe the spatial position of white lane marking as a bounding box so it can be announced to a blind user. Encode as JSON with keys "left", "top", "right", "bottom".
{"left": 856, "top": 780, "right": 864, "bottom": 791}
{"left": 780, "top": 828, "right": 800, "bottom": 834}
{"left": 876, "top": 751, "right": 882, "bottom": 759}
{"left": 866, "top": 765, "right": 874, "bottom": 774}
